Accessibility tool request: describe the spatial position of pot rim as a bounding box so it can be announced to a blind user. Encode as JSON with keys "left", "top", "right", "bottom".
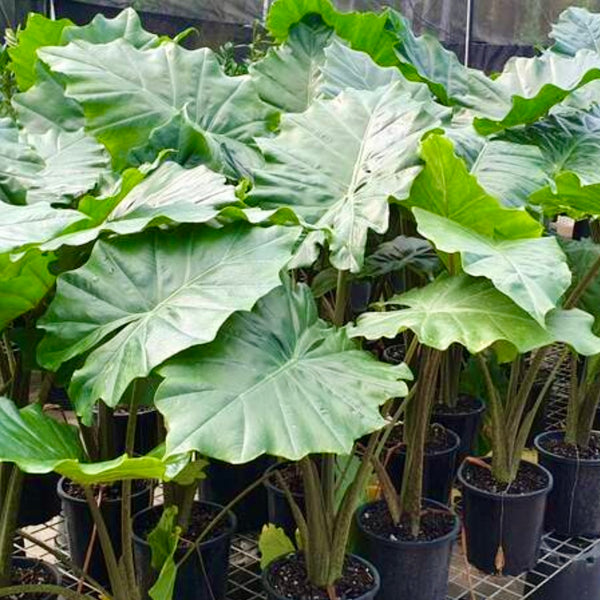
{"left": 432, "top": 395, "right": 486, "bottom": 418}
{"left": 355, "top": 499, "right": 460, "bottom": 549}
{"left": 457, "top": 458, "right": 554, "bottom": 500}
{"left": 535, "top": 430, "right": 600, "bottom": 466}
{"left": 12, "top": 556, "right": 62, "bottom": 600}
{"left": 392, "top": 427, "right": 461, "bottom": 458}
{"left": 57, "top": 476, "right": 153, "bottom": 505}
{"left": 263, "top": 463, "right": 304, "bottom": 498}
{"left": 132, "top": 500, "right": 237, "bottom": 550}
{"left": 261, "top": 552, "right": 380, "bottom": 600}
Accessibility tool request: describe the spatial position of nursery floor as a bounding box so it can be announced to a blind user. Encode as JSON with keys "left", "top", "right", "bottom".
{"left": 15, "top": 346, "right": 597, "bottom": 599}
{"left": 15, "top": 515, "right": 600, "bottom": 600}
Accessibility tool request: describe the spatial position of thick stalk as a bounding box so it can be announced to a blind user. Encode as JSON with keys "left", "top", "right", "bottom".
{"left": 399, "top": 348, "right": 442, "bottom": 536}
{"left": 477, "top": 355, "right": 511, "bottom": 484}
{"left": 565, "top": 353, "right": 582, "bottom": 446}
{"left": 329, "top": 434, "right": 379, "bottom": 582}
{"left": 565, "top": 252, "right": 600, "bottom": 310}
{"left": 300, "top": 458, "right": 331, "bottom": 587}
{"left": 0, "top": 467, "right": 23, "bottom": 586}
{"left": 98, "top": 403, "right": 115, "bottom": 461}
{"left": 576, "top": 377, "right": 600, "bottom": 447}
{"left": 83, "top": 486, "right": 126, "bottom": 600}
{"left": 120, "top": 382, "right": 141, "bottom": 600}
{"left": 321, "top": 455, "right": 335, "bottom": 534}
{"left": 333, "top": 270, "right": 349, "bottom": 327}
{"left": 176, "top": 484, "right": 197, "bottom": 534}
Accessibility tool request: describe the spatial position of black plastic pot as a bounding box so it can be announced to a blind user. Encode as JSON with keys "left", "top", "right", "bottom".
{"left": 526, "top": 537, "right": 600, "bottom": 599}
{"left": 355, "top": 500, "right": 459, "bottom": 600}
{"left": 457, "top": 460, "right": 553, "bottom": 575}
{"left": 201, "top": 456, "right": 275, "bottom": 533}
{"left": 58, "top": 477, "right": 153, "bottom": 587}
{"left": 264, "top": 464, "right": 305, "bottom": 539}
{"left": 381, "top": 344, "right": 405, "bottom": 365}
{"left": 93, "top": 405, "right": 159, "bottom": 458}
{"left": 133, "top": 501, "right": 236, "bottom": 600}
{"left": 262, "top": 552, "right": 380, "bottom": 600}
{"left": 535, "top": 431, "right": 600, "bottom": 536}
{"left": 18, "top": 472, "right": 61, "bottom": 527}
{"left": 432, "top": 397, "right": 485, "bottom": 467}
{"left": 386, "top": 429, "right": 460, "bottom": 505}
{"left": 12, "top": 557, "right": 61, "bottom": 600}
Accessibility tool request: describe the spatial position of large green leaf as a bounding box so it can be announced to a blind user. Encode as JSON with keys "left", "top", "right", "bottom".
{"left": 37, "top": 224, "right": 300, "bottom": 419}
{"left": 267, "top": 0, "right": 398, "bottom": 66}
{"left": 0, "top": 118, "right": 43, "bottom": 204}
{"left": 0, "top": 118, "right": 109, "bottom": 206}
{"left": 249, "top": 83, "right": 446, "bottom": 272}
{"left": 510, "top": 106, "right": 600, "bottom": 219}
{"left": 319, "top": 39, "right": 429, "bottom": 99}
{"left": 404, "top": 135, "right": 542, "bottom": 239}
{"left": 386, "top": 11, "right": 600, "bottom": 134}
{"left": 156, "top": 283, "right": 410, "bottom": 462}
{"left": 249, "top": 21, "right": 333, "bottom": 113}
{"left": 550, "top": 7, "right": 600, "bottom": 56}
{"left": 474, "top": 50, "right": 600, "bottom": 134}
{"left": 41, "top": 161, "right": 238, "bottom": 250}
{"left": 0, "top": 201, "right": 84, "bottom": 254}
{"left": 0, "top": 251, "right": 54, "bottom": 331}
{"left": 39, "top": 40, "right": 277, "bottom": 172}
{"left": 450, "top": 131, "right": 549, "bottom": 209}
{"left": 8, "top": 14, "right": 73, "bottom": 91}
{"left": 561, "top": 238, "right": 600, "bottom": 322}
{"left": 387, "top": 11, "right": 502, "bottom": 108}
{"left": 351, "top": 273, "right": 600, "bottom": 356}
{"left": 0, "top": 398, "right": 188, "bottom": 483}
{"left": 413, "top": 209, "right": 570, "bottom": 323}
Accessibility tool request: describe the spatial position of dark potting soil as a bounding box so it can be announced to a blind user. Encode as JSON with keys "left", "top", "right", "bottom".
{"left": 359, "top": 501, "right": 456, "bottom": 542}
{"left": 382, "top": 345, "right": 405, "bottom": 365}
{"left": 267, "top": 553, "right": 376, "bottom": 600}
{"left": 63, "top": 479, "right": 148, "bottom": 501}
{"left": 461, "top": 461, "right": 549, "bottom": 495}
{"left": 269, "top": 463, "right": 304, "bottom": 496}
{"left": 432, "top": 395, "right": 481, "bottom": 416}
{"left": 113, "top": 404, "right": 155, "bottom": 416}
{"left": 385, "top": 425, "right": 455, "bottom": 454}
{"left": 539, "top": 433, "right": 600, "bottom": 460}
{"left": 9, "top": 562, "right": 55, "bottom": 599}
{"left": 138, "top": 503, "right": 230, "bottom": 545}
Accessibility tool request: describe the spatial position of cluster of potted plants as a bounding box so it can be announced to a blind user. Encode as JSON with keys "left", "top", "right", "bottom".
{"left": 1, "top": 1, "right": 600, "bottom": 599}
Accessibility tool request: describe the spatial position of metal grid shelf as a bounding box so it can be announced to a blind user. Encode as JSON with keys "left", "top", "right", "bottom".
{"left": 14, "top": 515, "right": 600, "bottom": 600}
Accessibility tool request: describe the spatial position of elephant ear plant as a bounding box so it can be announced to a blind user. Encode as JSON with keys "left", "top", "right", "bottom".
{"left": 352, "top": 132, "right": 600, "bottom": 578}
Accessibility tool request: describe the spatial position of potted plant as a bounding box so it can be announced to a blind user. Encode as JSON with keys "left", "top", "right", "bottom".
{"left": 350, "top": 130, "right": 600, "bottom": 584}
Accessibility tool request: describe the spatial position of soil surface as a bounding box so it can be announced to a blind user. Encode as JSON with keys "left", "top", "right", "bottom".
{"left": 539, "top": 433, "right": 600, "bottom": 460}
{"left": 269, "top": 463, "right": 304, "bottom": 496}
{"left": 359, "top": 501, "right": 456, "bottom": 542}
{"left": 137, "top": 503, "right": 231, "bottom": 545}
{"left": 9, "top": 561, "right": 56, "bottom": 599}
{"left": 63, "top": 479, "right": 148, "bottom": 501}
{"left": 385, "top": 425, "right": 455, "bottom": 454}
{"left": 382, "top": 344, "right": 405, "bottom": 365}
{"left": 461, "top": 460, "right": 549, "bottom": 495}
{"left": 432, "top": 395, "right": 482, "bottom": 416}
{"left": 113, "top": 404, "right": 156, "bottom": 416}
{"left": 267, "top": 553, "right": 376, "bottom": 600}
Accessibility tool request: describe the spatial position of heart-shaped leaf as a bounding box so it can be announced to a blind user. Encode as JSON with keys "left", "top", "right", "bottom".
{"left": 37, "top": 223, "right": 300, "bottom": 419}
{"left": 156, "top": 283, "right": 411, "bottom": 463}
{"left": 249, "top": 83, "right": 446, "bottom": 272}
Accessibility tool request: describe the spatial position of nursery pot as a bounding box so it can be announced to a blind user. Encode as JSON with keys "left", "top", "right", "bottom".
{"left": 381, "top": 344, "right": 405, "bottom": 365}
{"left": 93, "top": 404, "right": 159, "bottom": 457}
{"left": 525, "top": 537, "right": 600, "bottom": 600}
{"left": 132, "top": 501, "right": 236, "bottom": 600}
{"left": 457, "top": 459, "right": 553, "bottom": 575}
{"left": 11, "top": 557, "right": 61, "bottom": 600}
{"left": 355, "top": 500, "right": 459, "bottom": 600}
{"left": 18, "top": 472, "right": 61, "bottom": 527}
{"left": 262, "top": 552, "right": 380, "bottom": 600}
{"left": 432, "top": 397, "right": 485, "bottom": 468}
{"left": 58, "top": 477, "right": 153, "bottom": 587}
{"left": 387, "top": 429, "right": 460, "bottom": 505}
{"left": 201, "top": 455, "right": 274, "bottom": 532}
{"left": 535, "top": 430, "right": 600, "bottom": 536}
{"left": 264, "top": 464, "right": 305, "bottom": 539}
